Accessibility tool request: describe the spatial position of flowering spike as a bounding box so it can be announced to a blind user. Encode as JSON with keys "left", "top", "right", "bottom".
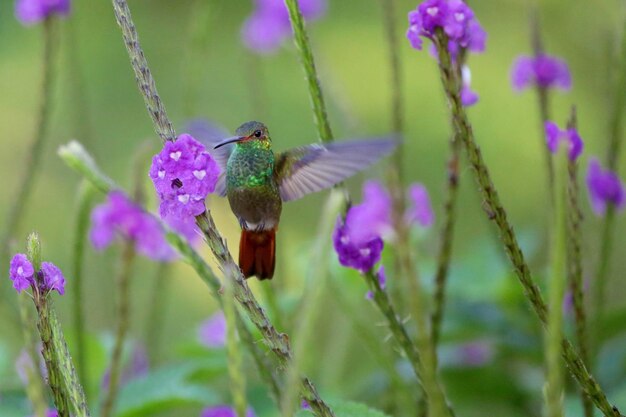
{"left": 586, "top": 158, "right": 625, "bottom": 216}
{"left": 332, "top": 218, "right": 383, "bottom": 273}
{"left": 15, "top": 0, "right": 71, "bottom": 25}
{"left": 511, "top": 54, "right": 571, "bottom": 92}
{"left": 544, "top": 121, "right": 583, "bottom": 161}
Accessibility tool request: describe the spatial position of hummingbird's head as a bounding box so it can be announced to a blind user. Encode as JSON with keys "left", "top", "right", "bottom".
{"left": 213, "top": 121, "right": 270, "bottom": 149}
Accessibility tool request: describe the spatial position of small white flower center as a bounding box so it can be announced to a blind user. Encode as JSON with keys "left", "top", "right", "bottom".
{"left": 158, "top": 170, "right": 166, "bottom": 179}
{"left": 17, "top": 266, "right": 23, "bottom": 275}
{"left": 426, "top": 7, "right": 439, "bottom": 16}
{"left": 340, "top": 235, "right": 350, "bottom": 244}
{"left": 454, "top": 12, "right": 466, "bottom": 22}
{"left": 360, "top": 248, "right": 371, "bottom": 257}
{"left": 193, "top": 170, "right": 206, "bottom": 180}
{"left": 170, "top": 151, "right": 182, "bottom": 161}
{"left": 178, "top": 194, "right": 190, "bottom": 204}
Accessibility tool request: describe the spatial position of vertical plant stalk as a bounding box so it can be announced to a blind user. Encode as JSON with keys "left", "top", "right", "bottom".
{"left": 71, "top": 181, "right": 97, "bottom": 390}
{"left": 109, "top": 2, "right": 334, "bottom": 415}
{"left": 100, "top": 241, "right": 136, "bottom": 417}
{"left": 565, "top": 110, "right": 593, "bottom": 417}
{"left": 145, "top": 262, "right": 170, "bottom": 363}
{"left": 546, "top": 148, "right": 567, "bottom": 417}
{"left": 28, "top": 233, "right": 90, "bottom": 417}
{"left": 18, "top": 294, "right": 49, "bottom": 417}
{"left": 65, "top": 17, "right": 93, "bottom": 144}
{"left": 1, "top": 18, "right": 57, "bottom": 280}
{"left": 594, "top": 17, "right": 626, "bottom": 346}
{"left": 223, "top": 275, "right": 248, "bottom": 417}
{"left": 431, "top": 139, "right": 460, "bottom": 347}
{"left": 432, "top": 29, "right": 623, "bottom": 417}
{"left": 283, "top": 0, "right": 334, "bottom": 142}
{"left": 530, "top": 10, "right": 554, "bottom": 195}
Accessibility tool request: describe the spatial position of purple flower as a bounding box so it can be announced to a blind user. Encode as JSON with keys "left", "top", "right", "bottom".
{"left": 149, "top": 134, "right": 220, "bottom": 222}
{"left": 15, "top": 0, "right": 70, "bottom": 25}
{"left": 344, "top": 181, "right": 393, "bottom": 245}
{"left": 200, "top": 405, "right": 256, "bottom": 417}
{"left": 406, "top": 0, "right": 486, "bottom": 54}
{"left": 242, "top": 0, "right": 327, "bottom": 54}
{"left": 41, "top": 262, "right": 65, "bottom": 295}
{"left": 333, "top": 218, "right": 384, "bottom": 273}
{"left": 90, "top": 191, "right": 177, "bottom": 261}
{"left": 366, "top": 265, "right": 387, "bottom": 300}
{"left": 197, "top": 312, "right": 227, "bottom": 348}
{"left": 586, "top": 158, "right": 625, "bottom": 216}
{"left": 301, "top": 400, "right": 312, "bottom": 410}
{"left": 406, "top": 183, "right": 435, "bottom": 227}
{"left": 544, "top": 121, "right": 583, "bottom": 161}
{"left": 456, "top": 341, "right": 494, "bottom": 366}
{"left": 9, "top": 253, "right": 34, "bottom": 293}
{"left": 511, "top": 54, "right": 571, "bottom": 92}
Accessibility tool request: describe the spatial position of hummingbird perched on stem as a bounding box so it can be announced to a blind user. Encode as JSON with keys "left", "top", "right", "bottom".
{"left": 202, "top": 120, "right": 397, "bottom": 280}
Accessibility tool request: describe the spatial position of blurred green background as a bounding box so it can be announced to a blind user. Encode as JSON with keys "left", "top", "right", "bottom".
{"left": 1, "top": 0, "right": 626, "bottom": 416}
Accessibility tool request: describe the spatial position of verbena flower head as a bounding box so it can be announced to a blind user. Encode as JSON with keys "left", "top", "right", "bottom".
{"left": 90, "top": 191, "right": 177, "bottom": 261}
{"left": 9, "top": 253, "right": 34, "bottom": 293}
{"left": 9, "top": 254, "right": 65, "bottom": 295}
{"left": 544, "top": 121, "right": 583, "bottom": 161}
{"left": 406, "top": 0, "right": 486, "bottom": 54}
{"left": 197, "top": 312, "right": 227, "bottom": 348}
{"left": 333, "top": 218, "right": 384, "bottom": 273}
{"left": 242, "top": 0, "right": 327, "bottom": 54}
{"left": 511, "top": 54, "right": 571, "bottom": 92}
{"left": 149, "top": 134, "right": 220, "bottom": 222}
{"left": 200, "top": 405, "right": 256, "bottom": 417}
{"left": 344, "top": 181, "right": 393, "bottom": 245}
{"left": 15, "top": 0, "right": 70, "bottom": 25}
{"left": 406, "top": 183, "right": 435, "bottom": 227}
{"left": 586, "top": 158, "right": 625, "bottom": 216}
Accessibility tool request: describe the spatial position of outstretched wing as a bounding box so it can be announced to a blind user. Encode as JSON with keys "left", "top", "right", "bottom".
{"left": 184, "top": 119, "right": 231, "bottom": 196}
{"left": 274, "top": 137, "right": 398, "bottom": 202}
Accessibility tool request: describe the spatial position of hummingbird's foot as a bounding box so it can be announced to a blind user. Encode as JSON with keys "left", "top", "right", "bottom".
{"left": 254, "top": 222, "right": 266, "bottom": 232}
{"left": 238, "top": 217, "right": 247, "bottom": 230}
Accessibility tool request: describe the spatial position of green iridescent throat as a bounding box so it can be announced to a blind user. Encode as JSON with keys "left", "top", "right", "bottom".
{"left": 226, "top": 140, "right": 275, "bottom": 189}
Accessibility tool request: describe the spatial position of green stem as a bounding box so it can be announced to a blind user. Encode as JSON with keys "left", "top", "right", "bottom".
{"left": 594, "top": 15, "right": 626, "bottom": 353}
{"left": 431, "top": 138, "right": 461, "bottom": 347}
{"left": 224, "top": 276, "right": 247, "bottom": 417}
{"left": 110, "top": 0, "right": 175, "bottom": 143}
{"left": 71, "top": 181, "right": 97, "bottom": 393}
{"left": 145, "top": 263, "right": 170, "bottom": 364}
{"left": 18, "top": 294, "right": 49, "bottom": 417}
{"left": 283, "top": 0, "right": 333, "bottom": 142}
{"left": 100, "top": 241, "right": 136, "bottom": 417}
{"left": 432, "top": 28, "right": 623, "bottom": 417}
{"left": 546, "top": 149, "right": 567, "bottom": 417}
{"left": 1, "top": 18, "right": 57, "bottom": 287}
{"left": 565, "top": 111, "right": 593, "bottom": 417}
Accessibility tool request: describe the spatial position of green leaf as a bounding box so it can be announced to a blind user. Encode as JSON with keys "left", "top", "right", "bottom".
{"left": 114, "top": 361, "right": 220, "bottom": 417}
{"left": 296, "top": 401, "right": 391, "bottom": 417}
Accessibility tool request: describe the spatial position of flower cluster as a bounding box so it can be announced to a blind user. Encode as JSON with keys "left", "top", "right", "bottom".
{"left": 149, "top": 134, "right": 220, "bottom": 222}
{"left": 511, "top": 54, "right": 571, "bottom": 92}
{"left": 90, "top": 191, "right": 181, "bottom": 261}
{"left": 333, "top": 180, "right": 435, "bottom": 273}
{"left": 200, "top": 406, "right": 256, "bottom": 417}
{"left": 544, "top": 121, "right": 583, "bottom": 161}
{"left": 9, "top": 254, "right": 65, "bottom": 295}
{"left": 586, "top": 158, "right": 625, "bottom": 216}
{"left": 406, "top": 0, "right": 486, "bottom": 54}
{"left": 197, "top": 312, "right": 227, "bottom": 348}
{"left": 241, "top": 0, "right": 327, "bottom": 54}
{"left": 15, "top": 0, "right": 70, "bottom": 25}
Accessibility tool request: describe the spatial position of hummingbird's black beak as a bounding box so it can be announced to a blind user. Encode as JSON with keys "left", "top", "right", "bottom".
{"left": 214, "top": 136, "right": 245, "bottom": 149}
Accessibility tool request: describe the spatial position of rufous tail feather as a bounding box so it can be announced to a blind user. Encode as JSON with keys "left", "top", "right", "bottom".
{"left": 239, "top": 229, "right": 276, "bottom": 280}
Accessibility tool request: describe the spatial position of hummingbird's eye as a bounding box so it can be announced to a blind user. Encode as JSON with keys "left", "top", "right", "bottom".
{"left": 253, "top": 130, "right": 262, "bottom": 138}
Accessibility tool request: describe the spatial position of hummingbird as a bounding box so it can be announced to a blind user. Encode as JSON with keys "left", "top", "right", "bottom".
{"left": 198, "top": 120, "right": 397, "bottom": 280}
